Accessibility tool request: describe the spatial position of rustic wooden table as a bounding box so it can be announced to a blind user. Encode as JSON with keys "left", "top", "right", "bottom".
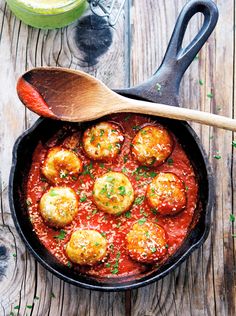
{"left": 0, "top": 0, "right": 236, "bottom": 315}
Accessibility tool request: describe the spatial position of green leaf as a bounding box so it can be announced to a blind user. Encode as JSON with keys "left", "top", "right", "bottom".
{"left": 167, "top": 158, "right": 174, "bottom": 165}
{"left": 213, "top": 154, "right": 221, "bottom": 160}
{"left": 118, "top": 186, "right": 126, "bottom": 196}
{"left": 80, "top": 194, "right": 87, "bottom": 202}
{"left": 150, "top": 247, "right": 157, "bottom": 253}
{"left": 230, "top": 214, "right": 235, "bottom": 222}
{"left": 14, "top": 305, "right": 20, "bottom": 310}
{"left": 111, "top": 268, "right": 119, "bottom": 274}
{"left": 149, "top": 171, "right": 157, "bottom": 178}
{"left": 207, "top": 93, "right": 213, "bottom": 99}
{"left": 53, "top": 230, "right": 67, "bottom": 240}
{"left": 125, "top": 211, "right": 132, "bottom": 219}
{"left": 49, "top": 189, "right": 58, "bottom": 197}
{"left": 156, "top": 83, "right": 162, "bottom": 92}
{"left": 134, "top": 196, "right": 145, "bottom": 205}
{"left": 199, "top": 79, "right": 204, "bottom": 85}
{"left": 26, "top": 305, "right": 33, "bottom": 309}
{"left": 138, "top": 218, "right": 147, "bottom": 225}
{"left": 232, "top": 140, "right": 236, "bottom": 148}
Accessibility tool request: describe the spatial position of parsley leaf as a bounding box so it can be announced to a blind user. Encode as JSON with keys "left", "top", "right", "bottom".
{"left": 54, "top": 230, "right": 67, "bottom": 240}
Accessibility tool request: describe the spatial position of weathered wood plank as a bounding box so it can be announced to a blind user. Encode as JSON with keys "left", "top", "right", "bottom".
{"left": 130, "top": 0, "right": 236, "bottom": 315}
{"left": 0, "top": 2, "right": 128, "bottom": 316}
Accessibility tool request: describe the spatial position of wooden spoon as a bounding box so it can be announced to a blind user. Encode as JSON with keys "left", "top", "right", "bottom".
{"left": 17, "top": 67, "right": 236, "bottom": 131}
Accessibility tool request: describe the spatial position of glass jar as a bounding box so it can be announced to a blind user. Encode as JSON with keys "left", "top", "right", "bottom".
{"left": 6, "top": 0, "right": 88, "bottom": 29}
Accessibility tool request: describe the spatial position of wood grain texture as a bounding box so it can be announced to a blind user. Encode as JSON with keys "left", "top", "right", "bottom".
{"left": 0, "top": 0, "right": 235, "bottom": 315}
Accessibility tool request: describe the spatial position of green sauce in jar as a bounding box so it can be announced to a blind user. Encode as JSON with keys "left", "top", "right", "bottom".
{"left": 6, "top": 0, "right": 88, "bottom": 29}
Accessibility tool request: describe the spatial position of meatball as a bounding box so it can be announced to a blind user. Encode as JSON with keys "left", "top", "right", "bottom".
{"left": 93, "top": 171, "right": 134, "bottom": 214}
{"left": 82, "top": 122, "right": 124, "bottom": 161}
{"left": 146, "top": 172, "right": 187, "bottom": 215}
{"left": 65, "top": 229, "right": 107, "bottom": 265}
{"left": 42, "top": 147, "right": 83, "bottom": 184}
{"left": 39, "top": 187, "right": 78, "bottom": 228}
{"left": 126, "top": 221, "right": 168, "bottom": 263}
{"left": 131, "top": 125, "right": 173, "bottom": 166}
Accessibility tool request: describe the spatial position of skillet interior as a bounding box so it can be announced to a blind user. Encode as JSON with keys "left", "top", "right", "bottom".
{"left": 9, "top": 109, "right": 214, "bottom": 291}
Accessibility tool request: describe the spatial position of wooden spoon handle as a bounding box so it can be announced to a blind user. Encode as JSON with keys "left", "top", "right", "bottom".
{"left": 119, "top": 98, "right": 236, "bottom": 132}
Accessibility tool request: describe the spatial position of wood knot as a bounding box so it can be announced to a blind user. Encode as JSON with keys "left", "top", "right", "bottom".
{"left": 75, "top": 14, "right": 113, "bottom": 66}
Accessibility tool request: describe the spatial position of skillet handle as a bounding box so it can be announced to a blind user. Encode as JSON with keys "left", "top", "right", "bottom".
{"left": 116, "top": 0, "right": 218, "bottom": 106}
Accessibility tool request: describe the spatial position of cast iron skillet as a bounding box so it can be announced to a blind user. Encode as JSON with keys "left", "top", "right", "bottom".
{"left": 9, "top": 0, "right": 218, "bottom": 291}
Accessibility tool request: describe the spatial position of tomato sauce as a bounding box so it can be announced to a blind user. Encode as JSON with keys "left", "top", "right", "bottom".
{"left": 26, "top": 113, "right": 198, "bottom": 278}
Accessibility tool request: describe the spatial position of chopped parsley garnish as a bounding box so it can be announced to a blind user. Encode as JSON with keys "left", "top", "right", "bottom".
{"left": 118, "top": 186, "right": 126, "bottom": 196}
{"left": 34, "top": 296, "right": 40, "bottom": 300}
{"left": 94, "top": 242, "right": 100, "bottom": 246}
{"left": 167, "top": 158, "right": 174, "bottom": 165}
{"left": 100, "top": 129, "right": 105, "bottom": 136}
{"left": 149, "top": 171, "right": 157, "bottom": 178}
{"left": 199, "top": 79, "right": 204, "bottom": 85}
{"left": 54, "top": 230, "right": 67, "bottom": 240}
{"left": 50, "top": 189, "right": 58, "bottom": 197}
{"left": 92, "top": 209, "right": 98, "bottom": 215}
{"left": 12, "top": 253, "right": 16, "bottom": 257}
{"left": 138, "top": 218, "right": 147, "bottom": 225}
{"left": 80, "top": 194, "right": 87, "bottom": 202}
{"left": 123, "top": 155, "right": 128, "bottom": 163}
{"left": 140, "top": 209, "right": 148, "bottom": 217}
{"left": 109, "top": 243, "right": 114, "bottom": 252}
{"left": 134, "top": 196, "right": 145, "bottom": 205}
{"left": 59, "top": 170, "right": 68, "bottom": 178}
{"left": 111, "top": 268, "right": 119, "bottom": 274}
{"left": 213, "top": 154, "right": 221, "bottom": 160}
{"left": 82, "top": 162, "right": 94, "bottom": 178}
{"left": 90, "top": 134, "right": 95, "bottom": 142}
{"left": 108, "top": 144, "right": 113, "bottom": 151}
{"left": 101, "top": 232, "right": 106, "bottom": 238}
{"left": 100, "top": 163, "right": 105, "bottom": 168}
{"left": 125, "top": 211, "right": 132, "bottom": 218}
{"left": 67, "top": 262, "right": 72, "bottom": 268}
{"left": 185, "top": 186, "right": 189, "bottom": 191}
{"left": 40, "top": 176, "right": 47, "bottom": 182}
{"left": 105, "top": 263, "right": 111, "bottom": 268}
{"left": 26, "top": 198, "right": 32, "bottom": 206}
{"left": 207, "top": 93, "right": 213, "bottom": 99}
{"left": 14, "top": 306, "right": 20, "bottom": 310}
{"left": 111, "top": 251, "right": 121, "bottom": 274}
{"left": 141, "top": 129, "right": 147, "bottom": 135}
{"left": 97, "top": 143, "right": 101, "bottom": 148}
{"left": 145, "top": 231, "right": 150, "bottom": 238}
{"left": 230, "top": 214, "right": 235, "bottom": 222}
{"left": 132, "top": 125, "right": 140, "bottom": 131}
{"left": 232, "top": 140, "right": 236, "bottom": 148}
{"left": 26, "top": 305, "right": 33, "bottom": 309}
{"left": 124, "top": 114, "right": 131, "bottom": 121}
{"left": 72, "top": 176, "right": 78, "bottom": 181}
{"left": 150, "top": 247, "right": 157, "bottom": 253}
{"left": 122, "top": 167, "right": 128, "bottom": 173}
{"left": 156, "top": 83, "right": 162, "bottom": 92}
